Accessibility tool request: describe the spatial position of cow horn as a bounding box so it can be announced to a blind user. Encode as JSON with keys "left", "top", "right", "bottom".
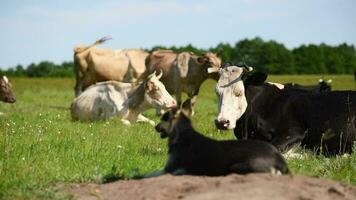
{"left": 156, "top": 69, "right": 163, "bottom": 79}
{"left": 242, "top": 62, "right": 253, "bottom": 72}
{"left": 207, "top": 67, "right": 220, "bottom": 73}
{"left": 243, "top": 66, "right": 253, "bottom": 72}
{"left": 147, "top": 70, "right": 156, "bottom": 79}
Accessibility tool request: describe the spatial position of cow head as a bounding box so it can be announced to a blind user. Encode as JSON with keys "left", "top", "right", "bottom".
{"left": 144, "top": 71, "right": 176, "bottom": 109}
{"left": 215, "top": 65, "right": 267, "bottom": 130}
{"left": 197, "top": 52, "right": 221, "bottom": 80}
{"left": 318, "top": 78, "right": 332, "bottom": 93}
{"left": 0, "top": 76, "right": 16, "bottom": 103}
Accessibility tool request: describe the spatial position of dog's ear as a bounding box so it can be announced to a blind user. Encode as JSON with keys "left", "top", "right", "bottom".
{"left": 180, "top": 99, "right": 192, "bottom": 116}
{"left": 170, "top": 108, "right": 180, "bottom": 120}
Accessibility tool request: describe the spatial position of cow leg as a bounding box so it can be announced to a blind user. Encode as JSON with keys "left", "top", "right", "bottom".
{"left": 121, "top": 119, "right": 131, "bottom": 126}
{"left": 137, "top": 114, "right": 155, "bottom": 126}
{"left": 74, "top": 81, "right": 82, "bottom": 97}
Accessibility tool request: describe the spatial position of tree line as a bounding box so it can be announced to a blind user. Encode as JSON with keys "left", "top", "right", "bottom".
{"left": 1, "top": 37, "right": 356, "bottom": 77}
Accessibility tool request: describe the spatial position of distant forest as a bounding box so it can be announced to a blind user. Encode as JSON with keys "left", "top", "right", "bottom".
{"left": 1, "top": 37, "right": 356, "bottom": 77}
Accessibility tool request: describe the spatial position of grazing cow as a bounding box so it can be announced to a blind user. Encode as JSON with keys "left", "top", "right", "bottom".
{"left": 148, "top": 102, "right": 289, "bottom": 177}
{"left": 70, "top": 71, "right": 176, "bottom": 125}
{"left": 284, "top": 79, "right": 332, "bottom": 93}
{"left": 144, "top": 49, "right": 221, "bottom": 114}
{"left": 73, "top": 37, "right": 149, "bottom": 96}
{"left": 0, "top": 75, "right": 16, "bottom": 103}
{"left": 214, "top": 65, "right": 356, "bottom": 155}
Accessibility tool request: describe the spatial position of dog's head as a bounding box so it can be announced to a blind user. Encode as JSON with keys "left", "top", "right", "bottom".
{"left": 155, "top": 99, "right": 192, "bottom": 139}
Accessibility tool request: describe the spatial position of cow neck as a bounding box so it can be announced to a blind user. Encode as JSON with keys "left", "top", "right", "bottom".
{"left": 127, "top": 82, "right": 146, "bottom": 111}
{"left": 245, "top": 83, "right": 282, "bottom": 113}
{"left": 184, "top": 59, "right": 207, "bottom": 85}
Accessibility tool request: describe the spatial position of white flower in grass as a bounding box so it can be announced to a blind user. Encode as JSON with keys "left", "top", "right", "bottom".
{"left": 22, "top": 157, "right": 25, "bottom": 161}
{"left": 117, "top": 145, "right": 123, "bottom": 149}
{"left": 157, "top": 148, "right": 162, "bottom": 152}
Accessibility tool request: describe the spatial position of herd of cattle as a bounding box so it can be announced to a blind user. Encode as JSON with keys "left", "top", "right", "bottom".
{"left": 1, "top": 36, "right": 356, "bottom": 176}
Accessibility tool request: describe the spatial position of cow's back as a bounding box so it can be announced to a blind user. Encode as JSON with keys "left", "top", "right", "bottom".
{"left": 71, "top": 83, "right": 128, "bottom": 121}
{"left": 123, "top": 49, "right": 149, "bottom": 76}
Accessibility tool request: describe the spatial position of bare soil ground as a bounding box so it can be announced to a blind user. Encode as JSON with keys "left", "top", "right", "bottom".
{"left": 66, "top": 173, "right": 356, "bottom": 200}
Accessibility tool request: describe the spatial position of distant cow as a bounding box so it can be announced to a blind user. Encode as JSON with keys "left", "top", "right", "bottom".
{"left": 70, "top": 71, "right": 176, "bottom": 125}
{"left": 283, "top": 79, "right": 332, "bottom": 93}
{"left": 144, "top": 49, "right": 221, "bottom": 114}
{"left": 149, "top": 103, "right": 289, "bottom": 177}
{"left": 214, "top": 65, "right": 356, "bottom": 155}
{"left": 73, "top": 37, "right": 149, "bottom": 96}
{"left": 0, "top": 75, "right": 16, "bottom": 103}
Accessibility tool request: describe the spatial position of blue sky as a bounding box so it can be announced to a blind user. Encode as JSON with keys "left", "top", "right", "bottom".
{"left": 0, "top": 0, "right": 355, "bottom": 69}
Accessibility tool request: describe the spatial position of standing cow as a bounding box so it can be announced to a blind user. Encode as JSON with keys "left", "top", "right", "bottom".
{"left": 214, "top": 65, "right": 356, "bottom": 155}
{"left": 144, "top": 49, "right": 221, "bottom": 114}
{"left": 73, "top": 37, "right": 149, "bottom": 96}
{"left": 71, "top": 71, "right": 176, "bottom": 125}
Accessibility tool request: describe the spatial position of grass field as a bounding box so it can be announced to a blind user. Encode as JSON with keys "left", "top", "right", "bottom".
{"left": 1, "top": 75, "right": 356, "bottom": 199}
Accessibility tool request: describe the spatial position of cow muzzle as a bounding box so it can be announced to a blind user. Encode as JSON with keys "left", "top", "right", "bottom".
{"left": 215, "top": 118, "right": 230, "bottom": 130}
{"left": 167, "top": 99, "right": 177, "bottom": 108}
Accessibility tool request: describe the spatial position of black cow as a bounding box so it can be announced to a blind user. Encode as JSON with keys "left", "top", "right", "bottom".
{"left": 215, "top": 65, "right": 356, "bottom": 155}
{"left": 284, "top": 79, "right": 332, "bottom": 93}
{"left": 149, "top": 102, "right": 289, "bottom": 177}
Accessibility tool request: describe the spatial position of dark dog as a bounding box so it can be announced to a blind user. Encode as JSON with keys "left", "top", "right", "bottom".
{"left": 152, "top": 104, "right": 290, "bottom": 176}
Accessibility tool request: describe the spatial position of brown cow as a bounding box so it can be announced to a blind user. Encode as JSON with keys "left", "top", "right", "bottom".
{"left": 144, "top": 49, "right": 221, "bottom": 115}
{"left": 0, "top": 75, "right": 16, "bottom": 103}
{"left": 73, "top": 37, "right": 149, "bottom": 96}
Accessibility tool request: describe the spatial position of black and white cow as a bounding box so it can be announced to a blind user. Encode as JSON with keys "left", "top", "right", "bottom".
{"left": 214, "top": 65, "right": 356, "bottom": 155}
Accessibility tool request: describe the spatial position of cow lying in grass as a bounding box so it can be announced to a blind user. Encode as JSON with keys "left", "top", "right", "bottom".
{"left": 70, "top": 71, "right": 176, "bottom": 125}
{"left": 148, "top": 102, "right": 289, "bottom": 177}
{"left": 214, "top": 65, "right": 356, "bottom": 155}
{"left": 283, "top": 79, "right": 332, "bottom": 93}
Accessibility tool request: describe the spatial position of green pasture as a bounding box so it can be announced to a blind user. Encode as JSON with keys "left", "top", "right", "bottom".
{"left": 0, "top": 75, "right": 355, "bottom": 199}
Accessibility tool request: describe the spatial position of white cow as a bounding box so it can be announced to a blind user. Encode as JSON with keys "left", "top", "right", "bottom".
{"left": 70, "top": 71, "right": 176, "bottom": 125}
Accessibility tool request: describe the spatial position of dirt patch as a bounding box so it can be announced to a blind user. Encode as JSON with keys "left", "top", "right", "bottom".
{"left": 67, "top": 174, "right": 356, "bottom": 200}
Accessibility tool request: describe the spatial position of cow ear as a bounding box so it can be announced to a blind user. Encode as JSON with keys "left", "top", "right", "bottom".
{"left": 197, "top": 56, "right": 207, "bottom": 64}
{"left": 243, "top": 72, "right": 267, "bottom": 86}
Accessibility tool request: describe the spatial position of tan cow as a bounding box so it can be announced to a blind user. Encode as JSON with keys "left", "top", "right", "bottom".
{"left": 73, "top": 37, "right": 149, "bottom": 96}
{"left": 143, "top": 49, "right": 221, "bottom": 115}
{"left": 70, "top": 71, "right": 176, "bottom": 125}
